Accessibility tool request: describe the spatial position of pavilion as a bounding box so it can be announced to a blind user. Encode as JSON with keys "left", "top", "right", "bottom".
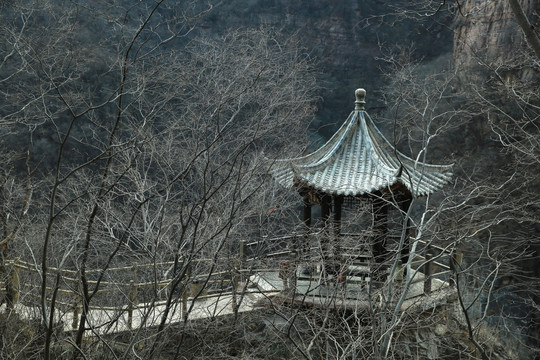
{"left": 269, "top": 88, "right": 453, "bottom": 282}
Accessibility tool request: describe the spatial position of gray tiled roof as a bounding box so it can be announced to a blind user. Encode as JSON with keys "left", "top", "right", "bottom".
{"left": 270, "top": 89, "right": 453, "bottom": 197}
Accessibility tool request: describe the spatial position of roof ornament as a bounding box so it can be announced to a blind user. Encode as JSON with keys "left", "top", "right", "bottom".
{"left": 354, "top": 88, "right": 366, "bottom": 111}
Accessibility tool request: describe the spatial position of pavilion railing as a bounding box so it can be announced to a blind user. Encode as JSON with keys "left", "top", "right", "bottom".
{"left": 240, "top": 232, "right": 462, "bottom": 294}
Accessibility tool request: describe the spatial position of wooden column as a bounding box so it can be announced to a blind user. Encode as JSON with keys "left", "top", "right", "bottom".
{"left": 423, "top": 245, "right": 433, "bottom": 294}
{"left": 372, "top": 193, "right": 388, "bottom": 262}
{"left": 239, "top": 240, "right": 246, "bottom": 273}
{"left": 372, "top": 193, "right": 388, "bottom": 281}
{"left": 400, "top": 195, "right": 412, "bottom": 266}
{"left": 449, "top": 251, "right": 462, "bottom": 287}
{"left": 302, "top": 192, "right": 312, "bottom": 259}
{"left": 320, "top": 193, "right": 333, "bottom": 274}
{"left": 181, "top": 264, "right": 191, "bottom": 320}
{"left": 127, "top": 280, "right": 138, "bottom": 329}
{"left": 333, "top": 195, "right": 343, "bottom": 236}
{"left": 333, "top": 195, "right": 344, "bottom": 267}
{"left": 321, "top": 193, "right": 331, "bottom": 226}
{"left": 303, "top": 193, "right": 312, "bottom": 228}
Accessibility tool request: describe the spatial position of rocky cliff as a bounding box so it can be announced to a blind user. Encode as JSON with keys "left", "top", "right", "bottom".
{"left": 453, "top": 0, "right": 540, "bottom": 74}
{"left": 452, "top": 2, "right": 540, "bottom": 357}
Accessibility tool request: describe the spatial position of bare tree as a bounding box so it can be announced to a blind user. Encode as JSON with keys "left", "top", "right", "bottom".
{"left": 2, "top": 0, "right": 537, "bottom": 359}
{"left": 243, "top": 37, "right": 538, "bottom": 359}
{"left": 366, "top": 2, "right": 540, "bottom": 358}
{"left": 0, "top": 0, "right": 317, "bottom": 358}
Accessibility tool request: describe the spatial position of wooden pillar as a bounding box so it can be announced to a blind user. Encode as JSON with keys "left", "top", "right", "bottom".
{"left": 321, "top": 193, "right": 331, "bottom": 226}
{"left": 10, "top": 259, "right": 20, "bottom": 307}
{"left": 423, "top": 245, "right": 433, "bottom": 294}
{"left": 333, "top": 195, "right": 343, "bottom": 236}
{"left": 72, "top": 271, "right": 81, "bottom": 329}
{"left": 127, "top": 280, "right": 138, "bottom": 329}
{"left": 372, "top": 193, "right": 388, "bottom": 263}
{"left": 333, "top": 195, "right": 344, "bottom": 267}
{"left": 302, "top": 192, "right": 312, "bottom": 259}
{"left": 449, "top": 250, "right": 463, "bottom": 287}
{"left": 372, "top": 193, "right": 388, "bottom": 282}
{"left": 181, "top": 264, "right": 190, "bottom": 320}
{"left": 289, "top": 232, "right": 298, "bottom": 292}
{"left": 320, "top": 193, "right": 333, "bottom": 274}
{"left": 400, "top": 195, "right": 412, "bottom": 266}
{"left": 238, "top": 240, "right": 246, "bottom": 278}
{"left": 303, "top": 193, "right": 312, "bottom": 228}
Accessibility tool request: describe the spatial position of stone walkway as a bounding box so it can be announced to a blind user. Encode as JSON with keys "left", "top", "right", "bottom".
{"left": 1, "top": 270, "right": 454, "bottom": 336}
{"left": 1, "top": 284, "right": 280, "bottom": 336}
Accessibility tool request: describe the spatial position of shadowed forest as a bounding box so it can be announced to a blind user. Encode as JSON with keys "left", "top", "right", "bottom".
{"left": 0, "top": 0, "right": 539, "bottom": 359}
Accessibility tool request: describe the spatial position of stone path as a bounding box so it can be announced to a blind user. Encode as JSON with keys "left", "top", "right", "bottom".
{"left": 1, "top": 282, "right": 280, "bottom": 336}
{"left": 1, "top": 270, "right": 455, "bottom": 336}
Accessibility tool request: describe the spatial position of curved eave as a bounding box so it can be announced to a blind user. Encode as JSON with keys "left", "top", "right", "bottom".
{"left": 269, "top": 109, "right": 453, "bottom": 197}
{"left": 363, "top": 111, "right": 453, "bottom": 196}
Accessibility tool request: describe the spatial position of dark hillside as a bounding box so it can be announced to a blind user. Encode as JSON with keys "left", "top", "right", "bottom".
{"left": 0, "top": 0, "right": 538, "bottom": 358}
{"left": 199, "top": 0, "right": 453, "bottom": 142}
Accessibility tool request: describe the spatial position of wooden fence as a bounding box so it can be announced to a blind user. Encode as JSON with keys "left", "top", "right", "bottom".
{"left": 1, "top": 258, "right": 247, "bottom": 329}
{"left": 0, "top": 233, "right": 461, "bottom": 330}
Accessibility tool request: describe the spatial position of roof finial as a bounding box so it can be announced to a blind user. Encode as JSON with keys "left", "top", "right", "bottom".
{"left": 355, "top": 88, "right": 366, "bottom": 111}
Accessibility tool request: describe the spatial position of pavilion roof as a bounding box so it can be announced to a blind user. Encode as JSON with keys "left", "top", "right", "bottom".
{"left": 270, "top": 89, "right": 453, "bottom": 197}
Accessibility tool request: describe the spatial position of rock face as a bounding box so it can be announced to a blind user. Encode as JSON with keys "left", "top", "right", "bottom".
{"left": 201, "top": 1, "right": 453, "bottom": 138}
{"left": 453, "top": 0, "right": 540, "bottom": 70}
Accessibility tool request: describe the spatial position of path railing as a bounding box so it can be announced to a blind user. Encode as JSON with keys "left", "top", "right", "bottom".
{"left": 0, "top": 257, "right": 263, "bottom": 330}
{"left": 0, "top": 233, "right": 461, "bottom": 331}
